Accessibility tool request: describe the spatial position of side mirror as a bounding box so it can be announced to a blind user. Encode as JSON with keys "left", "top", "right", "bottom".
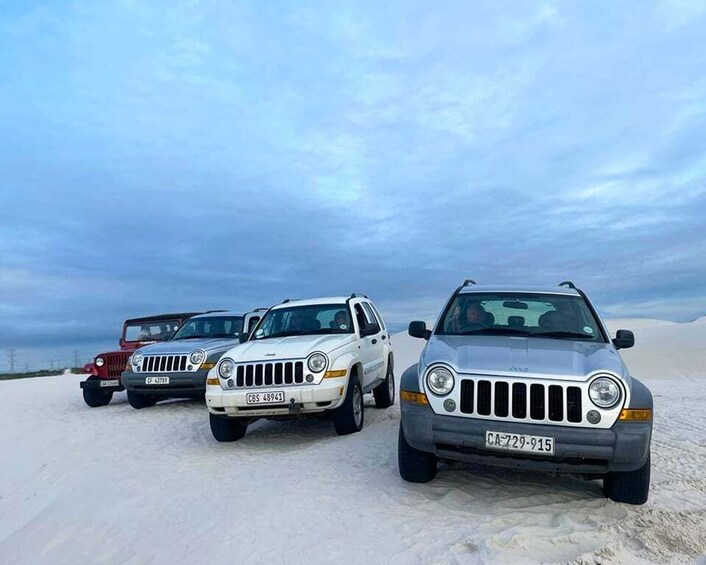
{"left": 612, "top": 329, "right": 634, "bottom": 350}
{"left": 409, "top": 321, "right": 431, "bottom": 340}
{"left": 238, "top": 332, "right": 250, "bottom": 344}
{"left": 360, "top": 322, "right": 379, "bottom": 337}
{"left": 119, "top": 338, "right": 125, "bottom": 347}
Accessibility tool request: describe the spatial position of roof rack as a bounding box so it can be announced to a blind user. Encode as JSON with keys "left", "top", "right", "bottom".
{"left": 462, "top": 279, "right": 477, "bottom": 287}
{"left": 558, "top": 281, "right": 577, "bottom": 289}
{"left": 349, "top": 293, "right": 369, "bottom": 299}
{"left": 204, "top": 309, "right": 227, "bottom": 314}
{"left": 253, "top": 307, "right": 269, "bottom": 312}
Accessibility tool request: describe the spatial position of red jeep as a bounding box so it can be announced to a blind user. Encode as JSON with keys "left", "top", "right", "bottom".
{"left": 80, "top": 312, "right": 201, "bottom": 407}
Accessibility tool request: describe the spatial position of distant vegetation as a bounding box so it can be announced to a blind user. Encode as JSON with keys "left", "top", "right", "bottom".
{"left": 0, "top": 368, "right": 85, "bottom": 381}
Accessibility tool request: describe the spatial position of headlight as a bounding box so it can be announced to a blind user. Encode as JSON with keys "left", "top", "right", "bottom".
{"left": 132, "top": 351, "right": 144, "bottom": 366}
{"left": 189, "top": 349, "right": 206, "bottom": 365}
{"left": 426, "top": 366, "right": 455, "bottom": 396}
{"left": 307, "top": 353, "right": 327, "bottom": 373}
{"left": 95, "top": 357, "right": 105, "bottom": 367}
{"left": 218, "top": 359, "right": 235, "bottom": 379}
{"left": 589, "top": 377, "right": 621, "bottom": 408}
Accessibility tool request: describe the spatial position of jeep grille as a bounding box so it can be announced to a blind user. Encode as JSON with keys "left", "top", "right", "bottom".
{"left": 459, "top": 379, "right": 583, "bottom": 424}
{"left": 141, "top": 355, "right": 188, "bottom": 373}
{"left": 105, "top": 352, "right": 130, "bottom": 378}
{"left": 232, "top": 361, "right": 305, "bottom": 388}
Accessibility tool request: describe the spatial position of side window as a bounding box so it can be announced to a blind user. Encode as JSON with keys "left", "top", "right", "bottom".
{"left": 353, "top": 304, "right": 368, "bottom": 333}
{"left": 248, "top": 316, "right": 260, "bottom": 333}
{"left": 361, "top": 303, "right": 381, "bottom": 332}
{"left": 367, "top": 302, "right": 386, "bottom": 331}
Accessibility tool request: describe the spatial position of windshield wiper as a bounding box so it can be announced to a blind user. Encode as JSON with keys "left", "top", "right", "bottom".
{"left": 172, "top": 335, "right": 210, "bottom": 340}
{"left": 254, "top": 330, "right": 305, "bottom": 340}
{"left": 457, "top": 328, "right": 531, "bottom": 336}
{"left": 532, "top": 331, "right": 594, "bottom": 340}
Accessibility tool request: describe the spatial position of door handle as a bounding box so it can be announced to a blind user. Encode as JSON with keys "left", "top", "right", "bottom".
{"left": 381, "top": 335, "right": 386, "bottom": 340}
{"left": 372, "top": 339, "right": 377, "bottom": 344}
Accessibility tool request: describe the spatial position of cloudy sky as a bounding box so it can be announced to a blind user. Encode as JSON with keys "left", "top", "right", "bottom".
{"left": 1, "top": 1, "right": 705, "bottom": 369}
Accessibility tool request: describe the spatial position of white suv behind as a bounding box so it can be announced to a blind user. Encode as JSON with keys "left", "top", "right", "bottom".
{"left": 206, "top": 295, "right": 395, "bottom": 441}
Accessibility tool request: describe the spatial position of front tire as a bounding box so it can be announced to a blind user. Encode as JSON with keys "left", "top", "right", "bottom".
{"left": 209, "top": 413, "right": 248, "bottom": 442}
{"left": 603, "top": 452, "right": 651, "bottom": 505}
{"left": 127, "top": 390, "right": 158, "bottom": 409}
{"left": 373, "top": 360, "right": 395, "bottom": 409}
{"left": 82, "top": 380, "right": 113, "bottom": 407}
{"left": 398, "top": 423, "right": 437, "bottom": 483}
{"left": 333, "top": 375, "right": 364, "bottom": 436}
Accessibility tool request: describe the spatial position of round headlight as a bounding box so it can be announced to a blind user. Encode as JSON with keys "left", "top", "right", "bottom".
{"left": 426, "top": 366, "right": 455, "bottom": 396}
{"left": 95, "top": 357, "right": 105, "bottom": 367}
{"left": 189, "top": 349, "right": 206, "bottom": 365}
{"left": 218, "top": 359, "right": 235, "bottom": 379}
{"left": 132, "top": 351, "right": 144, "bottom": 366}
{"left": 589, "top": 377, "right": 621, "bottom": 408}
{"left": 307, "top": 353, "right": 327, "bottom": 373}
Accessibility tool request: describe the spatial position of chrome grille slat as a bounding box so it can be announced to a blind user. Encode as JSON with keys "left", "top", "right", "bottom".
{"left": 231, "top": 361, "right": 306, "bottom": 388}
{"left": 459, "top": 378, "right": 583, "bottom": 424}
{"left": 141, "top": 354, "right": 188, "bottom": 373}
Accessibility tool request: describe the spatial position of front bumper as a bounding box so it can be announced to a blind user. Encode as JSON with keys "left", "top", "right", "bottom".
{"left": 401, "top": 402, "right": 651, "bottom": 474}
{"left": 121, "top": 370, "right": 207, "bottom": 397}
{"left": 206, "top": 377, "right": 347, "bottom": 418}
{"left": 80, "top": 378, "right": 124, "bottom": 392}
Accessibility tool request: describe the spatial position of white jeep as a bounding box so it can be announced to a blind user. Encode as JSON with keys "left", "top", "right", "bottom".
{"left": 205, "top": 295, "right": 395, "bottom": 441}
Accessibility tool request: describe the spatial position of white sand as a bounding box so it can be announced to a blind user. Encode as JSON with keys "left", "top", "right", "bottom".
{"left": 0, "top": 318, "right": 704, "bottom": 564}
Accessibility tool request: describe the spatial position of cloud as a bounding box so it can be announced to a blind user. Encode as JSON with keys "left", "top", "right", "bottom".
{"left": 1, "top": 1, "right": 705, "bottom": 370}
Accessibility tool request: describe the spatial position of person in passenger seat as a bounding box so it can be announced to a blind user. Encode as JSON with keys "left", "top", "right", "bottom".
{"left": 330, "top": 310, "right": 349, "bottom": 330}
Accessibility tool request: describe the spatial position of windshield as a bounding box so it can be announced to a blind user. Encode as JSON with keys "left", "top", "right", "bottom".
{"left": 124, "top": 320, "right": 182, "bottom": 342}
{"left": 437, "top": 292, "right": 605, "bottom": 342}
{"left": 171, "top": 316, "right": 244, "bottom": 340}
{"left": 251, "top": 304, "right": 353, "bottom": 340}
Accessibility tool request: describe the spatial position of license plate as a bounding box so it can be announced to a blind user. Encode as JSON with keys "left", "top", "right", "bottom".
{"left": 100, "top": 379, "right": 120, "bottom": 387}
{"left": 145, "top": 376, "right": 170, "bottom": 385}
{"left": 485, "top": 431, "right": 554, "bottom": 455}
{"left": 245, "top": 391, "right": 285, "bottom": 405}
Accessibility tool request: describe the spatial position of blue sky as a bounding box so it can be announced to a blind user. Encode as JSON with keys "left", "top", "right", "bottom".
{"left": 1, "top": 1, "right": 705, "bottom": 369}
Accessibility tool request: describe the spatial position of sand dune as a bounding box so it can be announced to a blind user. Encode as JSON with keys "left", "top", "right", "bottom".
{"left": 0, "top": 318, "right": 704, "bottom": 564}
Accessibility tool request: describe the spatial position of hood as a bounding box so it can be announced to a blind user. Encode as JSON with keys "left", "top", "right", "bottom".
{"left": 226, "top": 334, "right": 356, "bottom": 362}
{"left": 137, "top": 337, "right": 239, "bottom": 355}
{"left": 422, "top": 335, "right": 627, "bottom": 381}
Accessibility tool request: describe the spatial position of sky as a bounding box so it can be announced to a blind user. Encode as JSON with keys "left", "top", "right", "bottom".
{"left": 1, "top": 0, "right": 705, "bottom": 370}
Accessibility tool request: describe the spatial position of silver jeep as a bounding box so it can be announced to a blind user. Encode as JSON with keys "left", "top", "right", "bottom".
{"left": 121, "top": 310, "right": 264, "bottom": 408}
{"left": 399, "top": 280, "right": 653, "bottom": 505}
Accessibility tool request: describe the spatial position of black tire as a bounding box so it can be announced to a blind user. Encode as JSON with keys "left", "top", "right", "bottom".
{"left": 604, "top": 452, "right": 651, "bottom": 505}
{"left": 373, "top": 360, "right": 395, "bottom": 409}
{"left": 333, "top": 374, "right": 364, "bottom": 436}
{"left": 209, "top": 413, "right": 248, "bottom": 442}
{"left": 398, "top": 423, "right": 437, "bottom": 483}
{"left": 82, "top": 381, "right": 113, "bottom": 408}
{"left": 127, "top": 390, "right": 158, "bottom": 409}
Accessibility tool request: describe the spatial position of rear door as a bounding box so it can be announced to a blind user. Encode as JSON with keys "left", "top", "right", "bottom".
{"left": 360, "top": 301, "right": 385, "bottom": 386}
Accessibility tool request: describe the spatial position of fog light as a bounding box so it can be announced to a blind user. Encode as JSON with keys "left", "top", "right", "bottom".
{"left": 306, "top": 374, "right": 314, "bottom": 383}
{"left": 135, "top": 367, "right": 140, "bottom": 372}
{"left": 227, "top": 379, "right": 234, "bottom": 388}
{"left": 587, "top": 410, "right": 601, "bottom": 424}
{"left": 443, "top": 399, "right": 456, "bottom": 412}
{"left": 187, "top": 365, "right": 193, "bottom": 371}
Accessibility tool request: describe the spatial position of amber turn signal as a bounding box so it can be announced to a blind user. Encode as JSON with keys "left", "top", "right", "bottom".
{"left": 200, "top": 362, "right": 216, "bottom": 370}
{"left": 206, "top": 377, "right": 219, "bottom": 386}
{"left": 324, "top": 369, "right": 347, "bottom": 378}
{"left": 618, "top": 409, "right": 652, "bottom": 421}
{"left": 400, "top": 390, "right": 429, "bottom": 405}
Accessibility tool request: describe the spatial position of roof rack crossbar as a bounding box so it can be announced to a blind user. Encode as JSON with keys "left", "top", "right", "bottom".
{"left": 559, "top": 281, "right": 577, "bottom": 289}
{"left": 349, "top": 293, "right": 369, "bottom": 299}
{"left": 462, "top": 279, "right": 477, "bottom": 287}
